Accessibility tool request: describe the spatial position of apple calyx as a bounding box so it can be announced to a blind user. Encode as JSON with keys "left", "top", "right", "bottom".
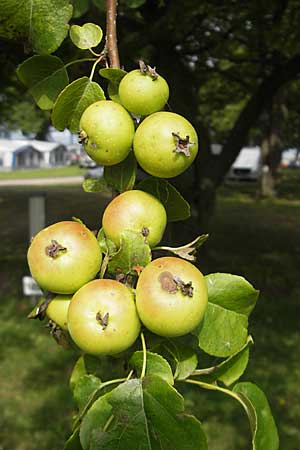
{"left": 159, "top": 271, "right": 194, "bottom": 297}
{"left": 46, "top": 320, "right": 70, "bottom": 348}
{"left": 142, "top": 226, "right": 150, "bottom": 238}
{"left": 172, "top": 132, "right": 194, "bottom": 157}
{"left": 46, "top": 240, "right": 67, "bottom": 258}
{"left": 139, "top": 60, "right": 158, "bottom": 80}
{"left": 96, "top": 311, "right": 109, "bottom": 330}
{"left": 78, "top": 130, "right": 88, "bottom": 145}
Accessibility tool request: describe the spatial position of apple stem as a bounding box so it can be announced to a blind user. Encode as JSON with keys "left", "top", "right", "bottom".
{"left": 140, "top": 332, "right": 147, "bottom": 379}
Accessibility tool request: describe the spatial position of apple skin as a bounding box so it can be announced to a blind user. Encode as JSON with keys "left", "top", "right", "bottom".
{"left": 118, "top": 69, "right": 169, "bottom": 116}
{"left": 135, "top": 256, "right": 208, "bottom": 337}
{"left": 67, "top": 279, "right": 141, "bottom": 356}
{"left": 133, "top": 111, "right": 198, "bottom": 178}
{"left": 79, "top": 100, "right": 135, "bottom": 166}
{"left": 46, "top": 294, "right": 72, "bottom": 331}
{"left": 27, "top": 221, "right": 102, "bottom": 294}
{"left": 102, "top": 190, "right": 167, "bottom": 248}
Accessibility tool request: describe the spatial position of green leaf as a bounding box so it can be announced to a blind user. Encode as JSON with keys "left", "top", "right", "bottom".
{"left": 82, "top": 177, "right": 108, "bottom": 193}
{"left": 125, "top": 0, "right": 146, "bottom": 8}
{"left": 90, "top": 376, "right": 207, "bottom": 450}
{"left": 163, "top": 341, "right": 198, "bottom": 380}
{"left": 137, "top": 177, "right": 190, "bottom": 222}
{"left": 91, "top": 0, "right": 106, "bottom": 11}
{"left": 195, "top": 336, "right": 253, "bottom": 386}
{"left": 99, "top": 68, "right": 127, "bottom": 83}
{"left": 97, "top": 228, "right": 118, "bottom": 256}
{"left": 0, "top": 0, "right": 73, "bottom": 54}
{"left": 205, "top": 273, "right": 259, "bottom": 316}
{"left": 70, "top": 23, "right": 103, "bottom": 49}
{"left": 154, "top": 234, "right": 209, "bottom": 261}
{"left": 100, "top": 68, "right": 127, "bottom": 103}
{"left": 104, "top": 152, "right": 137, "bottom": 193}
{"left": 63, "top": 428, "right": 82, "bottom": 450}
{"left": 72, "top": 0, "right": 90, "bottom": 18}
{"left": 195, "top": 302, "right": 248, "bottom": 357}
{"left": 80, "top": 393, "right": 112, "bottom": 450}
{"left": 70, "top": 356, "right": 87, "bottom": 393}
{"left": 233, "top": 382, "right": 279, "bottom": 450}
{"left": 107, "top": 230, "right": 152, "bottom": 277}
{"left": 17, "top": 55, "right": 69, "bottom": 110}
{"left": 51, "top": 77, "right": 105, "bottom": 132}
{"left": 130, "top": 351, "right": 174, "bottom": 385}
{"left": 217, "top": 338, "right": 251, "bottom": 386}
{"left": 73, "top": 374, "right": 102, "bottom": 412}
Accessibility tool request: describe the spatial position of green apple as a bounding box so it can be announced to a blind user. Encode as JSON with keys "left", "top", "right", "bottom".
{"left": 102, "top": 189, "right": 167, "bottom": 247}
{"left": 79, "top": 100, "right": 135, "bottom": 166}
{"left": 135, "top": 256, "right": 208, "bottom": 337}
{"left": 118, "top": 68, "right": 169, "bottom": 116}
{"left": 46, "top": 294, "right": 72, "bottom": 330}
{"left": 27, "top": 221, "right": 102, "bottom": 294}
{"left": 133, "top": 111, "right": 198, "bottom": 178}
{"left": 67, "top": 279, "right": 140, "bottom": 355}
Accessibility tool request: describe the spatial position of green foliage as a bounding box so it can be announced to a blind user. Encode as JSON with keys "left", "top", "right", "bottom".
{"left": 70, "top": 23, "right": 103, "bottom": 50}
{"left": 137, "top": 177, "right": 190, "bottom": 222}
{"left": 0, "top": 0, "right": 73, "bottom": 54}
{"left": 104, "top": 151, "right": 137, "bottom": 192}
{"left": 106, "top": 230, "right": 152, "bottom": 277}
{"left": 99, "top": 68, "right": 127, "bottom": 102}
{"left": 17, "top": 55, "right": 69, "bottom": 110}
{"left": 2, "top": 2, "right": 285, "bottom": 448}
{"left": 89, "top": 376, "right": 207, "bottom": 450}
{"left": 52, "top": 77, "right": 105, "bottom": 132}
{"left": 130, "top": 351, "right": 174, "bottom": 385}
{"left": 233, "top": 382, "right": 280, "bottom": 450}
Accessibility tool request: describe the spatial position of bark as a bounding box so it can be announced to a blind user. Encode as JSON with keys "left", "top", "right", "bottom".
{"left": 106, "top": 0, "right": 120, "bottom": 68}
{"left": 193, "top": 55, "right": 300, "bottom": 227}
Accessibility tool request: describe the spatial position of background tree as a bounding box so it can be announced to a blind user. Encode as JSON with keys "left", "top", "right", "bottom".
{"left": 1, "top": 0, "right": 300, "bottom": 222}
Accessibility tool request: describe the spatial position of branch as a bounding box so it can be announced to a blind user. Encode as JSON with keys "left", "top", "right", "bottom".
{"left": 106, "top": 0, "right": 120, "bottom": 68}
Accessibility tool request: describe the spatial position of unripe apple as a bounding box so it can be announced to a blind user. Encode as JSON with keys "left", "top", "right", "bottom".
{"left": 102, "top": 190, "right": 167, "bottom": 247}
{"left": 118, "top": 68, "right": 169, "bottom": 116}
{"left": 79, "top": 100, "right": 135, "bottom": 166}
{"left": 135, "top": 257, "right": 208, "bottom": 337}
{"left": 46, "top": 294, "right": 72, "bottom": 330}
{"left": 67, "top": 279, "right": 140, "bottom": 355}
{"left": 133, "top": 111, "right": 198, "bottom": 178}
{"left": 27, "top": 221, "right": 102, "bottom": 294}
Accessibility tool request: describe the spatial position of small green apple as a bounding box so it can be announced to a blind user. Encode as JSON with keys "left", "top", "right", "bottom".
{"left": 135, "top": 256, "right": 208, "bottom": 337}
{"left": 133, "top": 111, "right": 198, "bottom": 178}
{"left": 102, "top": 189, "right": 167, "bottom": 247}
{"left": 27, "top": 221, "right": 102, "bottom": 294}
{"left": 79, "top": 100, "right": 135, "bottom": 166}
{"left": 67, "top": 279, "right": 140, "bottom": 355}
{"left": 46, "top": 294, "right": 72, "bottom": 330}
{"left": 118, "top": 66, "right": 169, "bottom": 116}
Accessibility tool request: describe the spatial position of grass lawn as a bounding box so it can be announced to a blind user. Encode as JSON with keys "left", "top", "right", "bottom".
{"left": 0, "top": 165, "right": 85, "bottom": 179}
{"left": 0, "top": 169, "right": 299, "bottom": 450}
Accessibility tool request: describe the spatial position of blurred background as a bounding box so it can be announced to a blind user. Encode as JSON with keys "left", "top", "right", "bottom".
{"left": 0, "top": 1, "right": 300, "bottom": 449}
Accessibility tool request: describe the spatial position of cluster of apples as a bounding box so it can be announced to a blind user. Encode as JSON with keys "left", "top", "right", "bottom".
{"left": 79, "top": 61, "right": 198, "bottom": 179}
{"left": 27, "top": 63, "right": 208, "bottom": 356}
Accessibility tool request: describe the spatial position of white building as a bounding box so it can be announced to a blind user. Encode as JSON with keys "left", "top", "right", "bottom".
{"left": 0, "top": 139, "right": 68, "bottom": 171}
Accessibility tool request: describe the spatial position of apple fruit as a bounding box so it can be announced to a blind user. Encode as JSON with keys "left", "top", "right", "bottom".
{"left": 133, "top": 111, "right": 198, "bottom": 178}
{"left": 102, "top": 189, "right": 167, "bottom": 247}
{"left": 135, "top": 256, "right": 208, "bottom": 337}
{"left": 27, "top": 221, "right": 102, "bottom": 294}
{"left": 118, "top": 66, "right": 169, "bottom": 116}
{"left": 79, "top": 100, "right": 135, "bottom": 166}
{"left": 67, "top": 279, "right": 140, "bottom": 355}
{"left": 46, "top": 294, "right": 72, "bottom": 330}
